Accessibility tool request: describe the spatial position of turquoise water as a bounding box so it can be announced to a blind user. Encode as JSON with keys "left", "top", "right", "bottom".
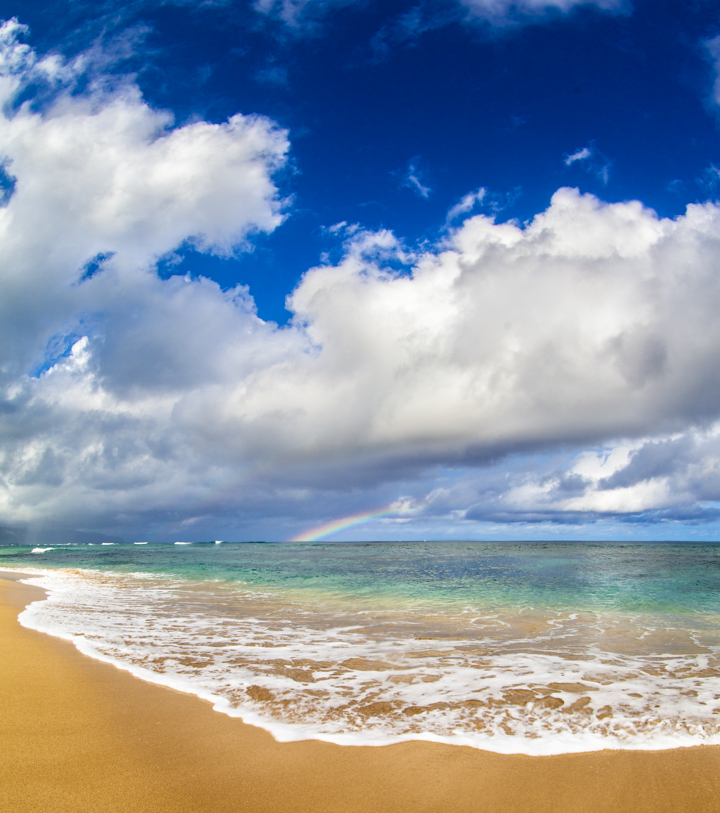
{"left": 3, "top": 539, "right": 720, "bottom": 612}
{"left": 3, "top": 540, "right": 720, "bottom": 754}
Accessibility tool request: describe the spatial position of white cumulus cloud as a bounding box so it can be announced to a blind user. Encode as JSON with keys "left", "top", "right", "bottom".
{"left": 0, "top": 19, "right": 288, "bottom": 383}
{"left": 6, "top": 17, "right": 720, "bottom": 538}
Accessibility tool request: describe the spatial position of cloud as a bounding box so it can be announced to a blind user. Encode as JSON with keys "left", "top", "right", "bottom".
{"left": 706, "top": 34, "right": 720, "bottom": 109}
{"left": 458, "top": 0, "right": 622, "bottom": 24}
{"left": 563, "top": 142, "right": 611, "bottom": 183}
{"left": 367, "top": 426, "right": 720, "bottom": 532}
{"left": 0, "top": 20, "right": 292, "bottom": 528}
{"left": 252, "top": 0, "right": 361, "bottom": 31}
{"left": 0, "top": 18, "right": 288, "bottom": 380}
{"left": 446, "top": 188, "right": 486, "bottom": 222}
{"left": 250, "top": 0, "right": 623, "bottom": 38}
{"left": 255, "top": 62, "right": 290, "bottom": 86}
{"left": 6, "top": 17, "right": 720, "bottom": 537}
{"left": 173, "top": 190, "right": 720, "bottom": 528}
{"left": 445, "top": 186, "right": 521, "bottom": 225}
{"left": 60, "top": 0, "right": 627, "bottom": 61}
{"left": 564, "top": 146, "right": 591, "bottom": 165}
{"left": 481, "top": 427, "right": 720, "bottom": 523}
{"left": 697, "top": 163, "right": 720, "bottom": 195}
{"left": 399, "top": 159, "right": 432, "bottom": 198}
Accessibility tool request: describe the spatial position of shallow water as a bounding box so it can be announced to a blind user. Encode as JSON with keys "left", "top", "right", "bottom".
{"left": 2, "top": 540, "right": 720, "bottom": 754}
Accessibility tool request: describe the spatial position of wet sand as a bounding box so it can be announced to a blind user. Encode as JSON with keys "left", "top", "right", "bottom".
{"left": 2, "top": 574, "right": 720, "bottom": 813}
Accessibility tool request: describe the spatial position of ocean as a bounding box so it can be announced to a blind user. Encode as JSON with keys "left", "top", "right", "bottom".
{"left": 2, "top": 540, "right": 720, "bottom": 755}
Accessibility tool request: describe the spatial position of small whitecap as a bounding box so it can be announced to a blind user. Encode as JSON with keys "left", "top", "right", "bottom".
{"left": 31, "top": 547, "right": 53, "bottom": 553}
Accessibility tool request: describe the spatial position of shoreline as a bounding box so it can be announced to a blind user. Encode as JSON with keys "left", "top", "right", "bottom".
{"left": 10, "top": 563, "right": 720, "bottom": 757}
{"left": 3, "top": 574, "right": 720, "bottom": 812}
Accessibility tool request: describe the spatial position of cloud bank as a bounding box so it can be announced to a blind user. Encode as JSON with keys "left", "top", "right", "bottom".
{"left": 3, "top": 18, "right": 720, "bottom": 537}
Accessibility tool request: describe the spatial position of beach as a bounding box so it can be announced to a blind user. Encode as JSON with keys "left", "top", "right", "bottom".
{"left": 3, "top": 574, "right": 720, "bottom": 813}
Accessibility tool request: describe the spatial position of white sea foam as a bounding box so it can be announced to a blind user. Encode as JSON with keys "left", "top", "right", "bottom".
{"left": 175, "top": 542, "right": 192, "bottom": 545}
{"left": 10, "top": 566, "right": 720, "bottom": 756}
{"left": 134, "top": 542, "right": 149, "bottom": 545}
{"left": 30, "top": 547, "right": 53, "bottom": 553}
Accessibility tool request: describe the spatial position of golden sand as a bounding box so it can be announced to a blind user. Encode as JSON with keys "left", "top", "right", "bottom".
{"left": 2, "top": 574, "right": 720, "bottom": 813}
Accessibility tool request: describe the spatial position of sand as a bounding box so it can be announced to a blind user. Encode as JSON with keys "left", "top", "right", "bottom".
{"left": 2, "top": 574, "right": 720, "bottom": 813}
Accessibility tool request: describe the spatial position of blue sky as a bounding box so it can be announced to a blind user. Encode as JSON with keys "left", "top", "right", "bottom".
{"left": 2, "top": 0, "right": 720, "bottom": 540}
{"left": 13, "top": 0, "right": 720, "bottom": 322}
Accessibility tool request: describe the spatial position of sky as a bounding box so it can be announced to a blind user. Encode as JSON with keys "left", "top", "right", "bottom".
{"left": 2, "top": 0, "right": 720, "bottom": 541}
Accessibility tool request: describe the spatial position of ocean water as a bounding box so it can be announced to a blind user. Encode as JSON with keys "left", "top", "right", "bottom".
{"left": 2, "top": 540, "right": 720, "bottom": 755}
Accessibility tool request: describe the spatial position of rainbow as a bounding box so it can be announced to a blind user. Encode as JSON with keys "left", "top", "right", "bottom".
{"left": 290, "top": 507, "right": 397, "bottom": 542}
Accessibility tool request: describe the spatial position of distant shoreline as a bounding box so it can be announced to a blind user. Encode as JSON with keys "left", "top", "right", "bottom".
{"left": 2, "top": 574, "right": 720, "bottom": 813}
